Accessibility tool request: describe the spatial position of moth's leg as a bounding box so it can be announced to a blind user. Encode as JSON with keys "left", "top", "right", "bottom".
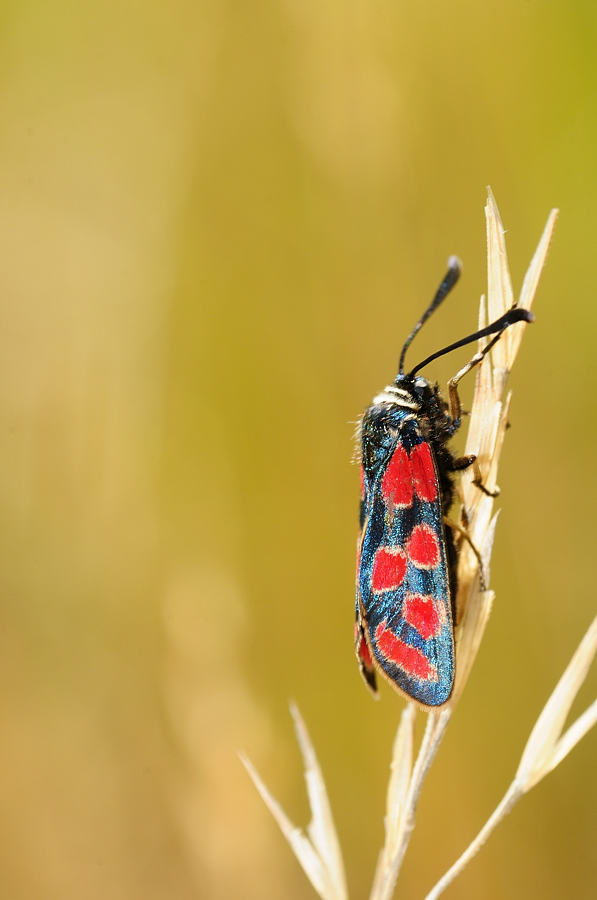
{"left": 447, "top": 330, "right": 502, "bottom": 429}
{"left": 443, "top": 515, "right": 487, "bottom": 594}
{"left": 470, "top": 458, "right": 500, "bottom": 497}
{"left": 451, "top": 453, "right": 476, "bottom": 471}
{"left": 451, "top": 454, "right": 500, "bottom": 498}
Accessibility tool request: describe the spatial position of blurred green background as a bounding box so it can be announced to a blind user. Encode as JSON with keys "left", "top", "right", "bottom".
{"left": 0, "top": 1, "right": 596, "bottom": 898}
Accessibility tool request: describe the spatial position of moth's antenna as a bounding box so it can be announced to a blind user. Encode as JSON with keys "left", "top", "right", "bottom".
{"left": 408, "top": 307, "right": 534, "bottom": 377}
{"left": 398, "top": 256, "right": 462, "bottom": 375}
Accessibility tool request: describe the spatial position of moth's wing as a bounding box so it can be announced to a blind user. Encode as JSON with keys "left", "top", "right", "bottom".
{"left": 355, "top": 607, "right": 378, "bottom": 695}
{"left": 358, "top": 425, "right": 454, "bottom": 707}
{"left": 355, "top": 466, "right": 378, "bottom": 694}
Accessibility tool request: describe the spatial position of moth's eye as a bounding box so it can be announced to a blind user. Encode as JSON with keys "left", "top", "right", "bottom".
{"left": 412, "top": 377, "right": 429, "bottom": 400}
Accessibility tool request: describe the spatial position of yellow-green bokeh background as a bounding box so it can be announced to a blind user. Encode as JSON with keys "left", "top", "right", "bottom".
{"left": 1, "top": 2, "right": 596, "bottom": 898}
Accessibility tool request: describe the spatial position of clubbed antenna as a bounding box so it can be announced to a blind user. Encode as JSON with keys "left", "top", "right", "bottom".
{"left": 408, "top": 307, "right": 534, "bottom": 377}
{"left": 398, "top": 256, "right": 462, "bottom": 375}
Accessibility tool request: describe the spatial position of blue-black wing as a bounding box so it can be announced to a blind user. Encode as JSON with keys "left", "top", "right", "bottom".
{"left": 356, "top": 418, "right": 454, "bottom": 707}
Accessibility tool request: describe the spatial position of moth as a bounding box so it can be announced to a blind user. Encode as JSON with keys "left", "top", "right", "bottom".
{"left": 355, "top": 258, "right": 533, "bottom": 707}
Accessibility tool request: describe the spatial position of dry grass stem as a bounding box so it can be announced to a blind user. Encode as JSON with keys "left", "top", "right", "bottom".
{"left": 423, "top": 782, "right": 521, "bottom": 900}
{"left": 242, "top": 193, "right": 595, "bottom": 900}
{"left": 371, "top": 191, "right": 558, "bottom": 898}
{"left": 371, "top": 709, "right": 450, "bottom": 900}
{"left": 370, "top": 703, "right": 415, "bottom": 900}
{"left": 515, "top": 612, "right": 597, "bottom": 790}
{"left": 426, "top": 613, "right": 597, "bottom": 900}
{"left": 240, "top": 703, "right": 347, "bottom": 900}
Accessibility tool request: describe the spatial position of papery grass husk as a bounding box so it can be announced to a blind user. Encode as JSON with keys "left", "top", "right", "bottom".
{"left": 243, "top": 192, "right": 597, "bottom": 900}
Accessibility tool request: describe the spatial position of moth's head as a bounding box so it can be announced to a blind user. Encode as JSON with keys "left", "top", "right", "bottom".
{"left": 393, "top": 372, "right": 435, "bottom": 406}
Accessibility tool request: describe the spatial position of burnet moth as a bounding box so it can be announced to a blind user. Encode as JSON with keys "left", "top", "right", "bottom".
{"left": 355, "top": 257, "right": 533, "bottom": 707}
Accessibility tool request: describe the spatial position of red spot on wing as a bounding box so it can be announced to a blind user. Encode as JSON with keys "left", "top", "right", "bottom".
{"left": 410, "top": 443, "right": 438, "bottom": 502}
{"left": 403, "top": 593, "right": 444, "bottom": 639}
{"left": 360, "top": 466, "right": 366, "bottom": 500}
{"left": 381, "top": 445, "right": 413, "bottom": 508}
{"left": 407, "top": 524, "right": 440, "bottom": 569}
{"left": 375, "top": 621, "right": 437, "bottom": 681}
{"left": 371, "top": 546, "right": 407, "bottom": 592}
